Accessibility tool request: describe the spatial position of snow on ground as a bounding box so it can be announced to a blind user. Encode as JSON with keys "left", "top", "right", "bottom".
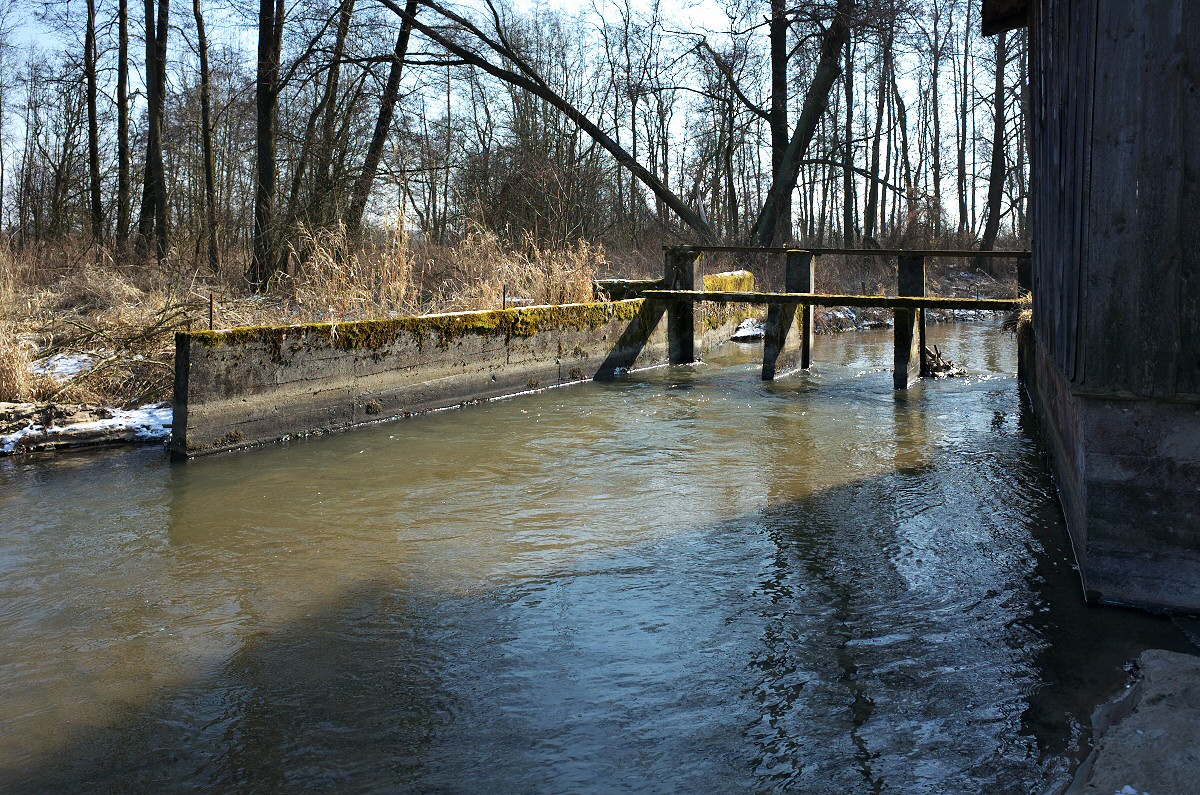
{"left": 31, "top": 352, "right": 98, "bottom": 380}
{"left": 1, "top": 405, "right": 172, "bottom": 455}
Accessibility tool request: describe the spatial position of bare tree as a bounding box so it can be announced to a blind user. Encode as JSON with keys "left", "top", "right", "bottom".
{"left": 980, "top": 28, "right": 1005, "bottom": 252}
{"left": 193, "top": 0, "right": 219, "bottom": 271}
{"left": 84, "top": 0, "right": 101, "bottom": 242}
{"left": 116, "top": 0, "right": 130, "bottom": 245}
{"left": 137, "top": 0, "right": 170, "bottom": 261}
{"left": 344, "top": 0, "right": 418, "bottom": 241}
{"left": 248, "top": 0, "right": 283, "bottom": 290}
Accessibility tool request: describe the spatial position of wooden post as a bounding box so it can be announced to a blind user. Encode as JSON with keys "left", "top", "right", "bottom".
{"left": 665, "top": 247, "right": 698, "bottom": 364}
{"left": 791, "top": 250, "right": 816, "bottom": 369}
{"left": 895, "top": 255, "right": 926, "bottom": 388}
{"left": 762, "top": 250, "right": 811, "bottom": 380}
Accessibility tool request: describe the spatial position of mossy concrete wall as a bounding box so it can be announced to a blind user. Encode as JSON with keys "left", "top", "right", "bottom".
{"left": 173, "top": 273, "right": 756, "bottom": 457}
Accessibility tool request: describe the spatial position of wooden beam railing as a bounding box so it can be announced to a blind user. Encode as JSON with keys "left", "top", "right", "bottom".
{"left": 661, "top": 244, "right": 1031, "bottom": 259}
{"left": 650, "top": 245, "right": 1028, "bottom": 390}
{"left": 642, "top": 290, "right": 1021, "bottom": 311}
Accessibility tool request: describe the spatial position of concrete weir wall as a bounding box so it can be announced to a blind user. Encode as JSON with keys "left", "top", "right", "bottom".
{"left": 1023, "top": 336, "right": 1200, "bottom": 612}
{"left": 172, "top": 271, "right": 755, "bottom": 457}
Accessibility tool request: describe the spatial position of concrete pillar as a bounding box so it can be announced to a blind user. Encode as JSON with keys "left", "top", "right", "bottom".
{"left": 762, "top": 250, "right": 810, "bottom": 380}
{"left": 894, "top": 255, "right": 926, "bottom": 389}
{"left": 664, "top": 247, "right": 698, "bottom": 364}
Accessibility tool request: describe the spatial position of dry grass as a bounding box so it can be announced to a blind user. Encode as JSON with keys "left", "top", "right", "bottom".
{"left": 429, "top": 226, "right": 604, "bottom": 311}
{"left": 284, "top": 224, "right": 420, "bottom": 322}
{"left": 0, "top": 321, "right": 50, "bottom": 402}
{"left": 0, "top": 229, "right": 606, "bottom": 406}
{"left": 1003, "top": 292, "right": 1033, "bottom": 337}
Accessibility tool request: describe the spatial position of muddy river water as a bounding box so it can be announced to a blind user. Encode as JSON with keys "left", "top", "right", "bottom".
{"left": 1, "top": 321, "right": 1193, "bottom": 793}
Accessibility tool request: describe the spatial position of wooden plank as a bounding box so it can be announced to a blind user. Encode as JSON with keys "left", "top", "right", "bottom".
{"left": 660, "top": 245, "right": 1031, "bottom": 259}
{"left": 1025, "top": 0, "right": 1091, "bottom": 383}
{"left": 643, "top": 290, "right": 1021, "bottom": 311}
{"left": 1178, "top": 2, "right": 1200, "bottom": 396}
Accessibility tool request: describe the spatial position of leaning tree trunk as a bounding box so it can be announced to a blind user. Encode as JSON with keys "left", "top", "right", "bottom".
{"left": 767, "top": 0, "right": 790, "bottom": 245}
{"left": 751, "top": 0, "right": 855, "bottom": 248}
{"left": 343, "top": 1, "right": 416, "bottom": 243}
{"left": 313, "top": 0, "right": 356, "bottom": 227}
{"left": 980, "top": 30, "right": 1007, "bottom": 260}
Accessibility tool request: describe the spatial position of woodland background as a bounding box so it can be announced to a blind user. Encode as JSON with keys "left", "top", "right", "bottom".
{"left": 0, "top": 0, "right": 1028, "bottom": 403}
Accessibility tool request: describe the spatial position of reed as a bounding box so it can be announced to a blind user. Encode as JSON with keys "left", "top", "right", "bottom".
{"left": 0, "top": 230, "right": 606, "bottom": 405}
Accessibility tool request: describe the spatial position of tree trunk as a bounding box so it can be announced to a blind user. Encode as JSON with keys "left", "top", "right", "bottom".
{"left": 863, "top": 32, "right": 887, "bottom": 242}
{"left": 248, "top": 0, "right": 283, "bottom": 290}
{"left": 116, "top": 0, "right": 130, "bottom": 246}
{"left": 84, "top": 0, "right": 102, "bottom": 243}
{"left": 194, "top": 0, "right": 220, "bottom": 273}
{"left": 842, "top": 32, "right": 855, "bottom": 246}
{"left": 751, "top": 0, "right": 855, "bottom": 247}
{"left": 767, "top": 0, "right": 790, "bottom": 244}
{"left": 980, "top": 30, "right": 1006, "bottom": 254}
{"left": 314, "top": 0, "right": 356, "bottom": 226}
{"left": 889, "top": 54, "right": 917, "bottom": 241}
{"left": 136, "top": 0, "right": 170, "bottom": 261}
{"left": 152, "top": 0, "right": 169, "bottom": 260}
{"left": 956, "top": 3, "right": 970, "bottom": 236}
{"left": 929, "top": 7, "right": 942, "bottom": 239}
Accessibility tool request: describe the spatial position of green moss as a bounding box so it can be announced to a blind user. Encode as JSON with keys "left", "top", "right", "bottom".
{"left": 700, "top": 270, "right": 757, "bottom": 332}
{"left": 185, "top": 300, "right": 648, "bottom": 359}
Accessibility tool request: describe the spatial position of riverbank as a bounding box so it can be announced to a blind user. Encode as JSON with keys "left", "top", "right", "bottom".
{"left": 1060, "top": 649, "right": 1200, "bottom": 795}
{"left": 0, "top": 401, "right": 171, "bottom": 455}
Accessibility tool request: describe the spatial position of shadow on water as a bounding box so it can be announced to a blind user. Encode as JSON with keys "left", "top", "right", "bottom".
{"left": 2, "top": 326, "right": 1195, "bottom": 794}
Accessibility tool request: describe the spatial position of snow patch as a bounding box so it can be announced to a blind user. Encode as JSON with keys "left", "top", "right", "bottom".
{"left": 1, "top": 405, "right": 172, "bottom": 454}
{"left": 730, "top": 318, "right": 766, "bottom": 341}
{"left": 32, "top": 353, "right": 97, "bottom": 380}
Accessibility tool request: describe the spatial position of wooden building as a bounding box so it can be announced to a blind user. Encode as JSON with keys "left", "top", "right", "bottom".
{"left": 985, "top": 0, "right": 1200, "bottom": 611}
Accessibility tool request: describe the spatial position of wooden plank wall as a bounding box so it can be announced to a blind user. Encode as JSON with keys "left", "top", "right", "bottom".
{"left": 1085, "top": 1, "right": 1200, "bottom": 398}
{"left": 1031, "top": 0, "right": 1200, "bottom": 399}
{"left": 1029, "top": 0, "right": 1094, "bottom": 385}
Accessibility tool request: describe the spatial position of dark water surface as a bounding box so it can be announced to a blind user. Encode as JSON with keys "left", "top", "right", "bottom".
{"left": 1, "top": 322, "right": 1193, "bottom": 793}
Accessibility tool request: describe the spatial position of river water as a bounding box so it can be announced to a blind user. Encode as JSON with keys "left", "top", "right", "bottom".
{"left": 1, "top": 322, "right": 1193, "bottom": 793}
